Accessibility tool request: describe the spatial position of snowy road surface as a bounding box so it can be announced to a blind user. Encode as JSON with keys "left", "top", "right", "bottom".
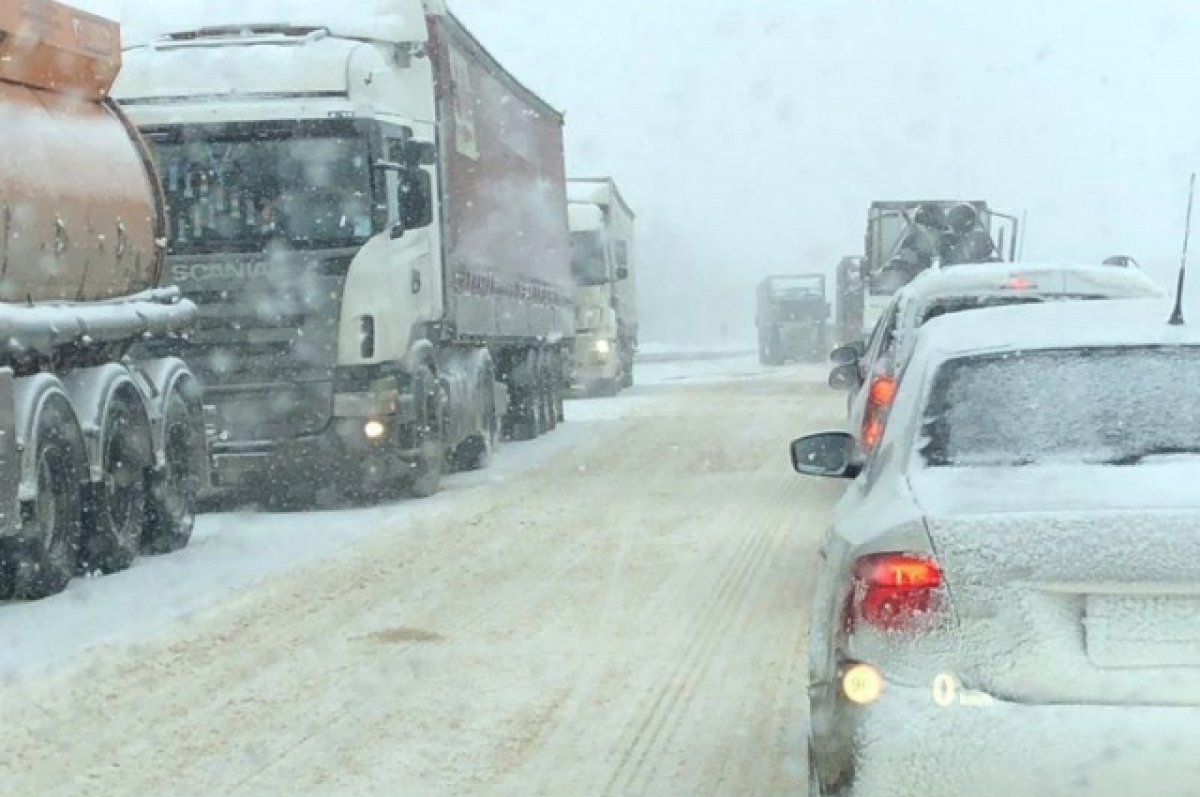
{"left": 0, "top": 356, "right": 845, "bottom": 796}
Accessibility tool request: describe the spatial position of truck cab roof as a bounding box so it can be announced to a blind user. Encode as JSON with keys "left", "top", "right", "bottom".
{"left": 117, "top": 0, "right": 437, "bottom": 49}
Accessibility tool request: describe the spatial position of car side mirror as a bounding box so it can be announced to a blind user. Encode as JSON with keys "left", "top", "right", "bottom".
{"left": 828, "top": 363, "right": 860, "bottom": 392}
{"left": 791, "top": 432, "right": 859, "bottom": 479}
{"left": 830, "top": 342, "right": 864, "bottom": 366}
{"left": 615, "top": 266, "right": 629, "bottom": 281}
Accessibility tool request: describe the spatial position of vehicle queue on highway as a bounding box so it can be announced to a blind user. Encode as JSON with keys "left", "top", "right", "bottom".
{"left": 0, "top": 0, "right": 640, "bottom": 600}
{"left": 789, "top": 202, "right": 1200, "bottom": 795}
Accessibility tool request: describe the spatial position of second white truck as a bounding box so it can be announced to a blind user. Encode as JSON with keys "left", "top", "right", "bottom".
{"left": 567, "top": 178, "right": 637, "bottom": 395}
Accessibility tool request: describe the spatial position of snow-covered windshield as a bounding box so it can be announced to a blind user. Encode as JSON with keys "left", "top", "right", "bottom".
{"left": 921, "top": 346, "right": 1200, "bottom": 467}
{"left": 144, "top": 122, "right": 373, "bottom": 255}
{"left": 769, "top": 276, "right": 824, "bottom": 297}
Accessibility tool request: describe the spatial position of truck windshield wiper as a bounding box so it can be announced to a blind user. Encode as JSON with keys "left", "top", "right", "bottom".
{"left": 1103, "top": 445, "right": 1200, "bottom": 466}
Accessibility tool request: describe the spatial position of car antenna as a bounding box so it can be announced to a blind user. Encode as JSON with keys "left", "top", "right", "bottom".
{"left": 1169, "top": 172, "right": 1196, "bottom": 326}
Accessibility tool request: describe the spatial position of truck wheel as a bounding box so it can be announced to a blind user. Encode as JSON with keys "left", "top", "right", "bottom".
{"left": 621, "top": 349, "right": 635, "bottom": 389}
{"left": 452, "top": 363, "right": 497, "bottom": 472}
{"left": 406, "top": 365, "right": 446, "bottom": 498}
{"left": 143, "top": 392, "right": 200, "bottom": 555}
{"left": 553, "top": 351, "right": 567, "bottom": 423}
{"left": 539, "top": 349, "right": 557, "bottom": 432}
{"left": 80, "top": 395, "right": 151, "bottom": 575}
{"left": 504, "top": 349, "right": 542, "bottom": 442}
{"left": 2, "top": 399, "right": 86, "bottom": 599}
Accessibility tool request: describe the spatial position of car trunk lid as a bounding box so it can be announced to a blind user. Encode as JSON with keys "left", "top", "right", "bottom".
{"left": 912, "top": 467, "right": 1200, "bottom": 706}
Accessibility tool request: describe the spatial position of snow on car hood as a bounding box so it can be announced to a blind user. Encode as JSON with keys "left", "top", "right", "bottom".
{"left": 909, "top": 462, "right": 1200, "bottom": 517}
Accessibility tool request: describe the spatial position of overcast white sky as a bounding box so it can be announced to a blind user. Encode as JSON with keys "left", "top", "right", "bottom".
{"left": 81, "top": 0, "right": 1200, "bottom": 344}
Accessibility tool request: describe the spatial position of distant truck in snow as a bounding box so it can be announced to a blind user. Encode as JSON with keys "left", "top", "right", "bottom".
{"left": 843, "top": 200, "right": 1020, "bottom": 342}
{"left": 567, "top": 178, "right": 637, "bottom": 395}
{"left": 0, "top": 1, "right": 207, "bottom": 598}
{"left": 756, "top": 275, "right": 830, "bottom": 365}
{"left": 113, "top": 0, "right": 575, "bottom": 505}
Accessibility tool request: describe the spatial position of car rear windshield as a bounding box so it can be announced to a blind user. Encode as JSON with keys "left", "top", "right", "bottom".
{"left": 920, "top": 346, "right": 1200, "bottom": 467}
{"left": 920, "top": 295, "right": 1043, "bottom": 324}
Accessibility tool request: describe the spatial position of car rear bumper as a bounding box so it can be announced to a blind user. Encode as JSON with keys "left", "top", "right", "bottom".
{"left": 847, "top": 684, "right": 1200, "bottom": 797}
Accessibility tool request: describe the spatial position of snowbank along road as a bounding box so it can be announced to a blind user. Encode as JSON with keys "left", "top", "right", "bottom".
{"left": 0, "top": 356, "right": 846, "bottom": 796}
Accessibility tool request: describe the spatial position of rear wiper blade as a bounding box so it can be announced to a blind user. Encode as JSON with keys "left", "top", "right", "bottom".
{"left": 1104, "top": 446, "right": 1200, "bottom": 466}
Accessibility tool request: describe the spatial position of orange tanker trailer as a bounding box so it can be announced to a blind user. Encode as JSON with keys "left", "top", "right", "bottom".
{"left": 0, "top": 0, "right": 207, "bottom": 599}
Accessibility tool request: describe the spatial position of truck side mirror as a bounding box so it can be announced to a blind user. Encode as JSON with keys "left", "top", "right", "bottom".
{"left": 399, "top": 169, "right": 434, "bottom": 231}
{"left": 615, "top": 266, "right": 629, "bottom": 281}
{"left": 413, "top": 141, "right": 437, "bottom": 166}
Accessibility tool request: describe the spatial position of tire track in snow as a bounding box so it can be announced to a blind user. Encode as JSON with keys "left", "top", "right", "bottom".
{"left": 601, "top": 476, "right": 800, "bottom": 797}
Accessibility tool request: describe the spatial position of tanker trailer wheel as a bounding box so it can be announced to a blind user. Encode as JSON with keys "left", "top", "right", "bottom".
{"left": 143, "top": 391, "right": 201, "bottom": 554}
{"left": 504, "top": 349, "right": 544, "bottom": 442}
{"left": 452, "top": 362, "right": 497, "bottom": 472}
{"left": 80, "top": 394, "right": 151, "bottom": 574}
{"left": 538, "top": 349, "right": 558, "bottom": 433}
{"left": 2, "top": 398, "right": 87, "bottom": 599}
{"left": 405, "top": 365, "right": 447, "bottom": 498}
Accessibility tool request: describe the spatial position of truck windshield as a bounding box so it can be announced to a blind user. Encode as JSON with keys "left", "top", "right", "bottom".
{"left": 144, "top": 122, "right": 374, "bottom": 255}
{"left": 769, "top": 276, "right": 824, "bottom": 298}
{"left": 571, "top": 231, "right": 609, "bottom": 286}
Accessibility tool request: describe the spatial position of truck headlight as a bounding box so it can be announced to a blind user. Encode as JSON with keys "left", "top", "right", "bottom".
{"left": 363, "top": 420, "right": 387, "bottom": 440}
{"left": 594, "top": 339, "right": 612, "bottom": 355}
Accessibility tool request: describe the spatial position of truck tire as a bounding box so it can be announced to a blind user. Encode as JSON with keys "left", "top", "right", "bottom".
{"left": 80, "top": 394, "right": 151, "bottom": 574}
{"left": 504, "top": 349, "right": 543, "bottom": 442}
{"left": 452, "top": 363, "right": 497, "bottom": 472}
{"left": 539, "top": 349, "right": 557, "bottom": 433}
{"left": 2, "top": 398, "right": 86, "bottom": 599}
{"left": 553, "top": 350, "right": 567, "bottom": 423}
{"left": 621, "top": 348, "right": 635, "bottom": 389}
{"left": 142, "top": 391, "right": 200, "bottom": 555}
{"left": 405, "top": 364, "right": 446, "bottom": 498}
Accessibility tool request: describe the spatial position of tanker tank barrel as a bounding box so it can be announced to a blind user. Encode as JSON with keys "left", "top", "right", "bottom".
{"left": 0, "top": 295, "right": 196, "bottom": 362}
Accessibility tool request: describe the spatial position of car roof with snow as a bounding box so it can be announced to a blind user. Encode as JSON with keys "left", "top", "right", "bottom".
{"left": 912, "top": 297, "right": 1200, "bottom": 360}
{"left": 881, "top": 262, "right": 1163, "bottom": 371}
{"left": 900, "top": 261, "right": 1163, "bottom": 305}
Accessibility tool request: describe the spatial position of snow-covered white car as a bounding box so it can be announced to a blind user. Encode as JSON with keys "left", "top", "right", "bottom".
{"left": 796, "top": 298, "right": 1200, "bottom": 797}
{"left": 830, "top": 262, "right": 1163, "bottom": 461}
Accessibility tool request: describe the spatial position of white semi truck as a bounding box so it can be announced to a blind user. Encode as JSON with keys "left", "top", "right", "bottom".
{"left": 114, "top": 1, "right": 575, "bottom": 505}
{"left": 567, "top": 178, "right": 637, "bottom": 395}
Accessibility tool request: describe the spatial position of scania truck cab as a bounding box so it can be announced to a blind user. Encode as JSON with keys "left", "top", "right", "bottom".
{"left": 115, "top": 1, "right": 575, "bottom": 505}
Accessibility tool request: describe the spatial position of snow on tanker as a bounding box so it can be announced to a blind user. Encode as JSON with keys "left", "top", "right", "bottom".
{"left": 114, "top": 0, "right": 575, "bottom": 505}
{"left": 0, "top": 1, "right": 207, "bottom": 598}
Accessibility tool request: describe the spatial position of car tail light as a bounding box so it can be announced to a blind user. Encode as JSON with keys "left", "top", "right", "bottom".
{"left": 860, "top": 374, "right": 897, "bottom": 451}
{"left": 848, "top": 552, "right": 944, "bottom": 633}
{"left": 1002, "top": 276, "right": 1037, "bottom": 290}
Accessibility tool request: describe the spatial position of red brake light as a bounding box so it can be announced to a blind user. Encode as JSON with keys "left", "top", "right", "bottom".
{"left": 850, "top": 553, "right": 944, "bottom": 633}
{"left": 868, "top": 375, "right": 897, "bottom": 407}
{"left": 1002, "top": 276, "right": 1036, "bottom": 290}
{"left": 861, "top": 374, "right": 897, "bottom": 451}
{"left": 863, "top": 417, "right": 884, "bottom": 448}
